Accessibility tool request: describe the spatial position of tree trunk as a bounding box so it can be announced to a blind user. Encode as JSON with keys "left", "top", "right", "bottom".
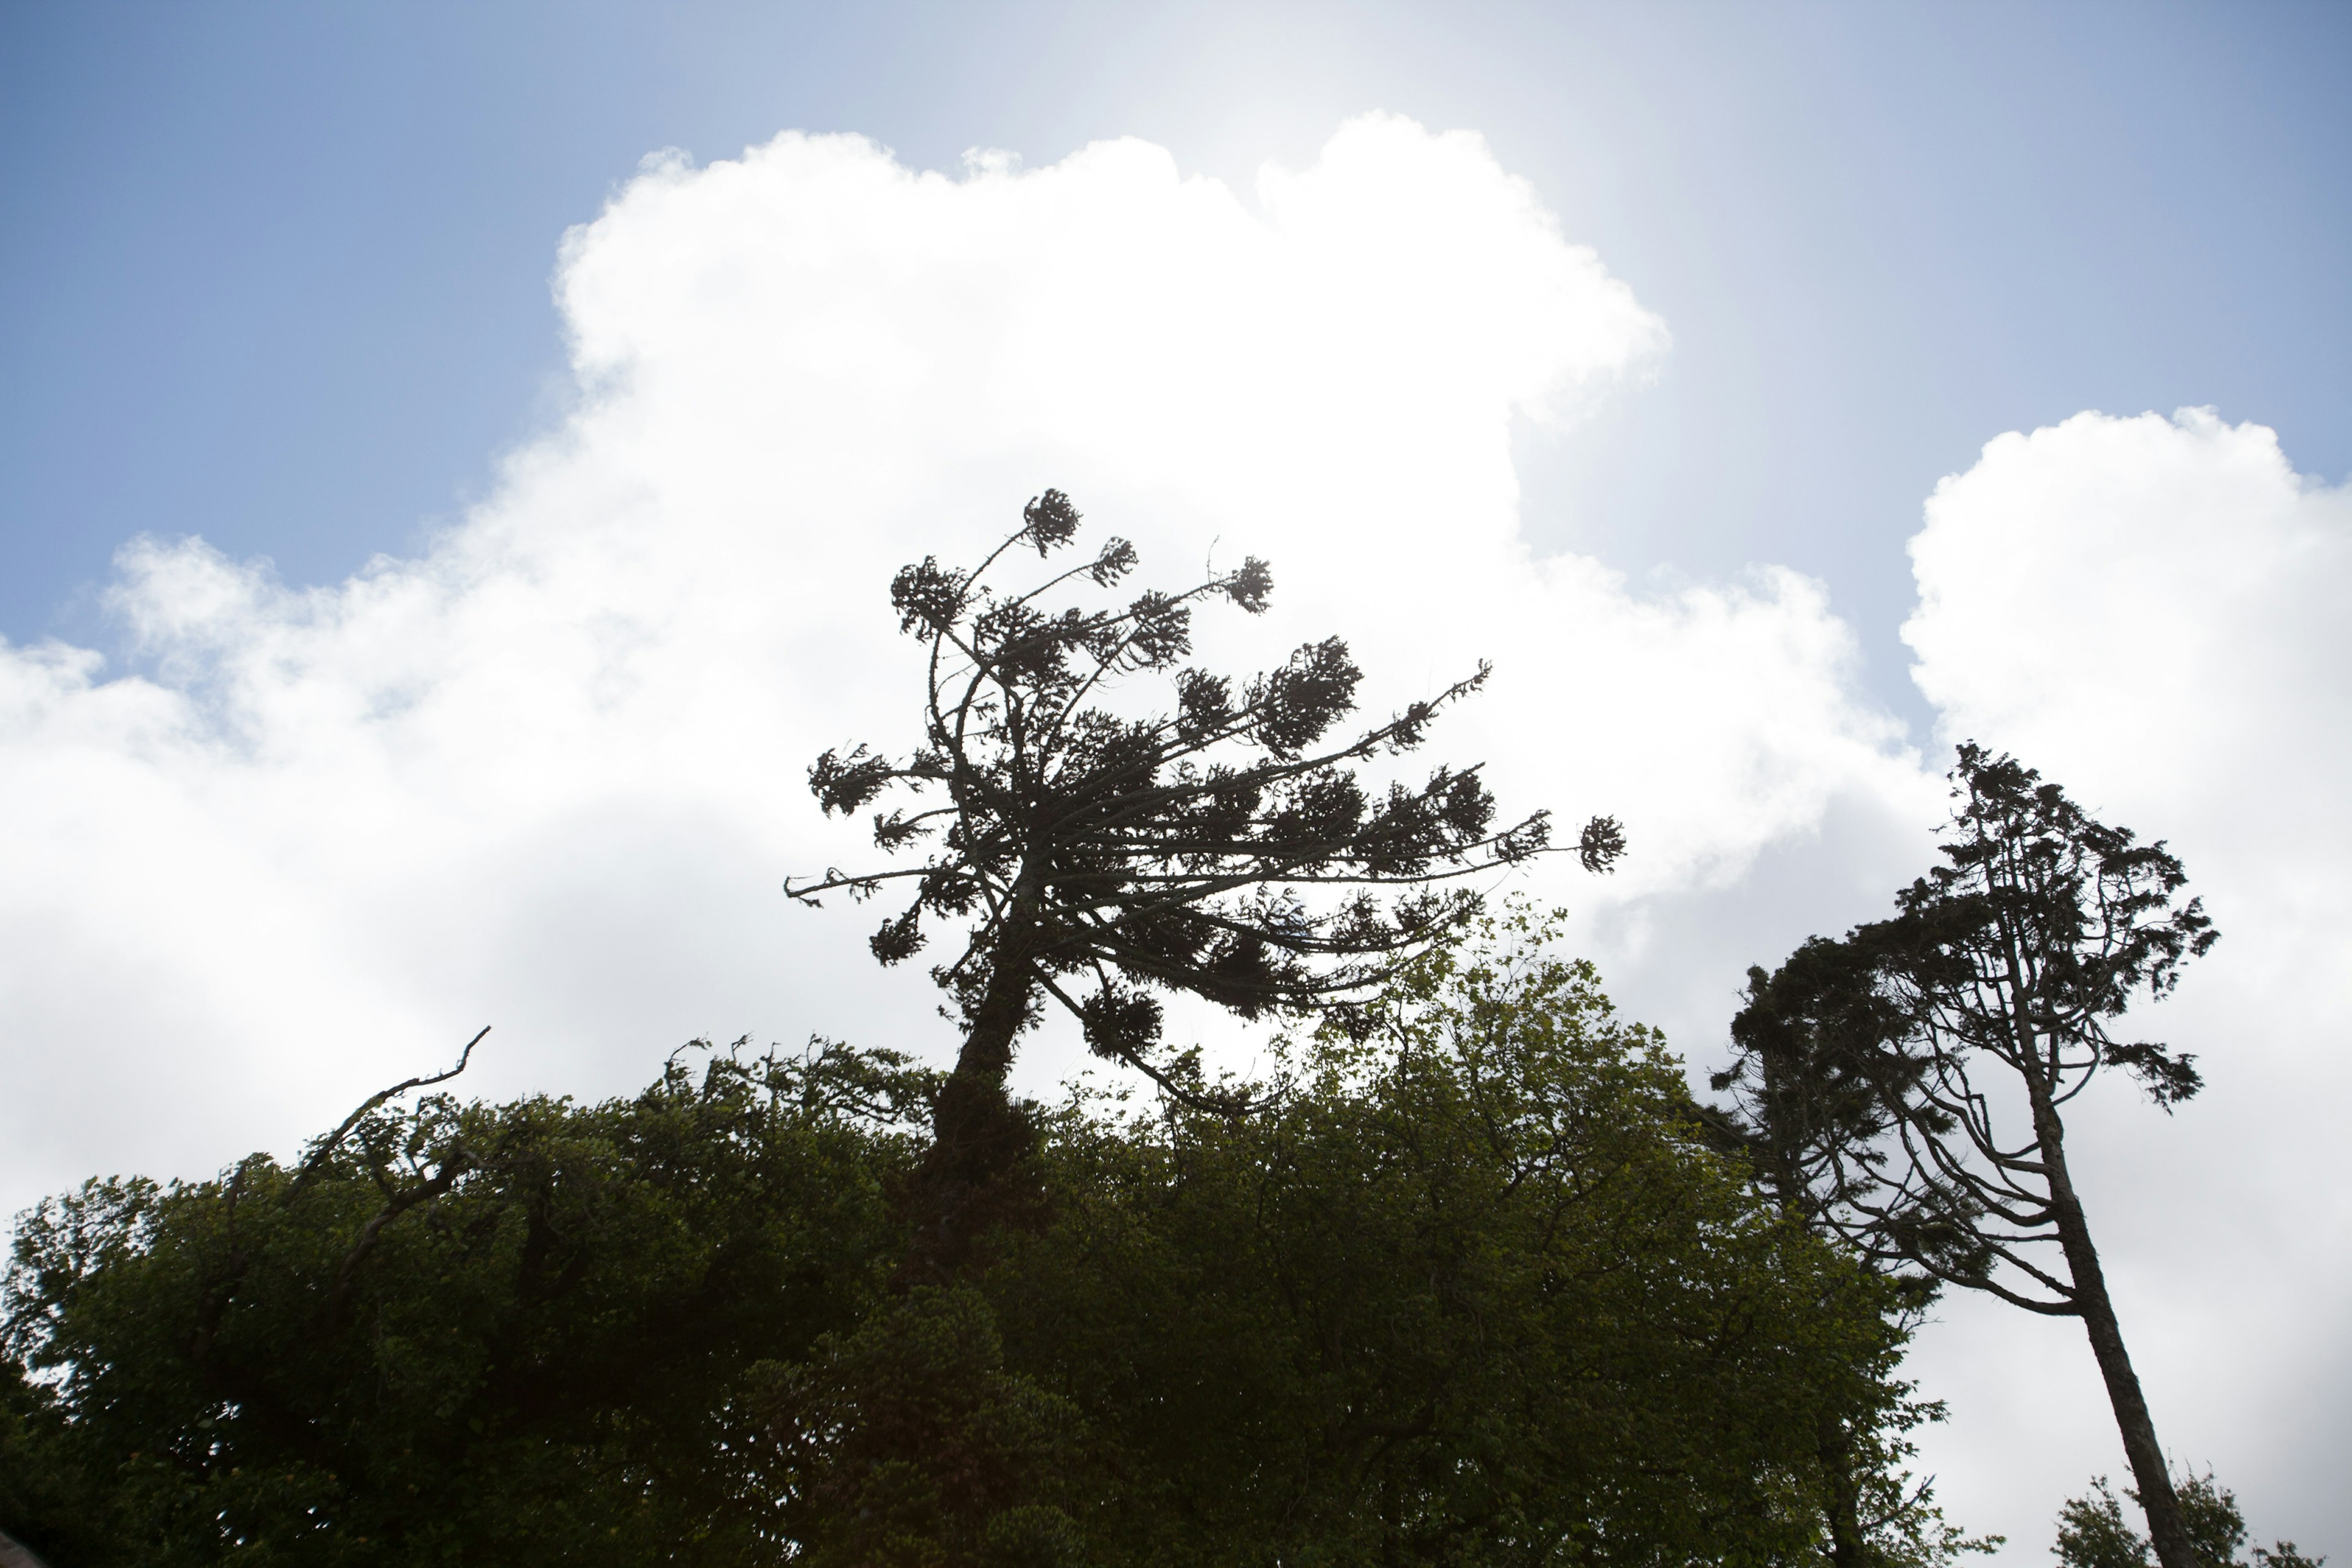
{"left": 949, "top": 902, "right": 1037, "bottom": 1086}
{"left": 2023, "top": 1075, "right": 2197, "bottom": 1568}
{"left": 934, "top": 901, "right": 1038, "bottom": 1161}
{"left": 1817, "top": 1412, "right": 1870, "bottom": 1568}
{"left": 909, "top": 901, "right": 1044, "bottom": 1278}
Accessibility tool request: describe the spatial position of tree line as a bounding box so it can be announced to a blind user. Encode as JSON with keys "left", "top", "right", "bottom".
{"left": 1, "top": 494, "right": 2324, "bottom": 1566}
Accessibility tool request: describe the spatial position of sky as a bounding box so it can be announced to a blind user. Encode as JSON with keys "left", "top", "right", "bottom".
{"left": 2, "top": 1, "right": 2348, "bottom": 1556}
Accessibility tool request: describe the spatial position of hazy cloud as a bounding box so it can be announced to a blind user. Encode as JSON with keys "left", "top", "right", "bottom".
{"left": 1, "top": 120, "right": 2341, "bottom": 1558}
{"left": 0, "top": 115, "right": 1889, "bottom": 1208}
{"left": 1898, "top": 409, "right": 2352, "bottom": 1547}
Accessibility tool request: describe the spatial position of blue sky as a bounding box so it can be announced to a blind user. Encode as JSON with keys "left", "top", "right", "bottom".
{"left": 5, "top": 0, "right": 2346, "bottom": 716}
{"left": 3, "top": 2, "right": 2349, "bottom": 1555}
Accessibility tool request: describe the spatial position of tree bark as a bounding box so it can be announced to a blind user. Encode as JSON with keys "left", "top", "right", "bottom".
{"left": 949, "top": 901, "right": 1038, "bottom": 1087}
{"left": 1817, "top": 1412, "right": 1870, "bottom": 1568}
{"left": 909, "top": 899, "right": 1044, "bottom": 1279}
{"left": 2023, "top": 1072, "right": 2196, "bottom": 1568}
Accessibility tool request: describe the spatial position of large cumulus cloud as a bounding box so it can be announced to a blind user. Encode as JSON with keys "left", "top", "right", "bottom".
{"left": 0, "top": 116, "right": 1904, "bottom": 1220}
{"left": 1, "top": 115, "right": 2341, "bottom": 1558}
{"left": 1898, "top": 409, "right": 2351, "bottom": 1550}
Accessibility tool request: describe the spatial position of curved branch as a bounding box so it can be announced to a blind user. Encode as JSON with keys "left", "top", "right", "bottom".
{"left": 287, "top": 1027, "right": 489, "bottom": 1202}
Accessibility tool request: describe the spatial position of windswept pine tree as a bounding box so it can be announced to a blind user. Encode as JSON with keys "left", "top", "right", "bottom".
{"left": 1722, "top": 745, "right": 2218, "bottom": 1568}
{"left": 788, "top": 490, "right": 1623, "bottom": 1257}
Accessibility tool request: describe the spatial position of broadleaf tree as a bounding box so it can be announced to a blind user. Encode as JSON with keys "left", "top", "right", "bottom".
{"left": 1721, "top": 744, "right": 2217, "bottom": 1568}
{"left": 2054, "top": 1471, "right": 2323, "bottom": 1568}
{"left": 0, "top": 932, "right": 1992, "bottom": 1567}
{"left": 786, "top": 491, "right": 1622, "bottom": 1252}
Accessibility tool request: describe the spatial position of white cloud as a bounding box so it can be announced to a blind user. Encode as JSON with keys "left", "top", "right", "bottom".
{"left": 1899, "top": 409, "right": 2352, "bottom": 1553}
{"left": 0, "top": 115, "right": 1897, "bottom": 1221}
{"left": 3, "top": 115, "right": 2342, "bottom": 1558}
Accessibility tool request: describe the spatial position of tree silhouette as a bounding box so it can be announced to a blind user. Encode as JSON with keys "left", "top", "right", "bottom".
{"left": 1716, "top": 937, "right": 1974, "bottom": 1281}
{"left": 788, "top": 491, "right": 1620, "bottom": 1249}
{"left": 1728, "top": 745, "right": 2216, "bottom": 1568}
{"left": 1709, "top": 940, "right": 1980, "bottom": 1568}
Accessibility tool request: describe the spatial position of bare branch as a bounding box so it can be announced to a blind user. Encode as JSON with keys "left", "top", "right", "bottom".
{"left": 287, "top": 1027, "right": 489, "bottom": 1202}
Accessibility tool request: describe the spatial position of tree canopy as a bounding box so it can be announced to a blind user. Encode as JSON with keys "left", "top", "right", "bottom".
{"left": 0, "top": 1041, "right": 930, "bottom": 1566}
{"left": 787, "top": 493, "right": 1620, "bottom": 1256}
{"left": 1, "top": 922, "right": 1975, "bottom": 1567}
{"left": 2054, "top": 1472, "right": 2322, "bottom": 1568}
{"left": 1717, "top": 745, "right": 2218, "bottom": 1568}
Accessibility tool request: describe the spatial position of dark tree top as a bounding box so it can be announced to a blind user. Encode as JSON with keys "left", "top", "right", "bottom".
{"left": 1719, "top": 743, "right": 2218, "bottom": 1313}
{"left": 1887, "top": 743, "right": 2217, "bottom": 1117}
{"left": 1713, "top": 937, "right": 1970, "bottom": 1298}
{"left": 788, "top": 491, "right": 1621, "bottom": 1104}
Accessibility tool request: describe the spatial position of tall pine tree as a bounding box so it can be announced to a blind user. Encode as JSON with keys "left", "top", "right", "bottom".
{"left": 790, "top": 491, "right": 1621, "bottom": 1261}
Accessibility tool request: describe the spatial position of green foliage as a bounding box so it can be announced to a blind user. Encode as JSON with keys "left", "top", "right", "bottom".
{"left": 2, "top": 1357, "right": 97, "bottom": 1562}
{"left": 950, "top": 912, "right": 1985, "bottom": 1567}
{"left": 747, "top": 1286, "right": 1091, "bottom": 1567}
{"left": 2056, "top": 1474, "right": 2324, "bottom": 1568}
{"left": 4, "top": 923, "right": 1981, "bottom": 1565}
{"left": 1, "top": 1042, "right": 932, "bottom": 1566}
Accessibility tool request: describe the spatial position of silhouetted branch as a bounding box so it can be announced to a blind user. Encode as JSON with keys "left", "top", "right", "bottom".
{"left": 287, "top": 1026, "right": 489, "bottom": 1201}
